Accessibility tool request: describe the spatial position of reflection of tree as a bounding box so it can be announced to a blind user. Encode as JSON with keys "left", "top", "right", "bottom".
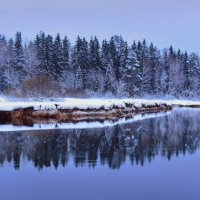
{"left": 0, "top": 108, "right": 200, "bottom": 170}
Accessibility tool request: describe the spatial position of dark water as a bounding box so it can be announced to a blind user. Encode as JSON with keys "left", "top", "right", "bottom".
{"left": 0, "top": 108, "right": 200, "bottom": 200}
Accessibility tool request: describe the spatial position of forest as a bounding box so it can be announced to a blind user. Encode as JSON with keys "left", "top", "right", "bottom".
{"left": 0, "top": 32, "right": 199, "bottom": 98}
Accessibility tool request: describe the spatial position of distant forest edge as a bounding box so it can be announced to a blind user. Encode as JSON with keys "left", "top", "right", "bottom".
{"left": 0, "top": 32, "right": 199, "bottom": 98}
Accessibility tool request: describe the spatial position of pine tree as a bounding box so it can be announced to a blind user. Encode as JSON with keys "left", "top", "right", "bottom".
{"left": 101, "top": 39, "right": 110, "bottom": 73}
{"left": 35, "top": 32, "right": 47, "bottom": 74}
{"left": 148, "top": 43, "right": 158, "bottom": 94}
{"left": 59, "top": 36, "right": 71, "bottom": 92}
{"left": 188, "top": 53, "right": 200, "bottom": 96}
{"left": 24, "top": 41, "right": 38, "bottom": 78}
{"left": 183, "top": 52, "right": 190, "bottom": 93}
{"left": 161, "top": 49, "right": 170, "bottom": 95}
{"left": 135, "top": 41, "right": 144, "bottom": 94}
{"left": 141, "top": 40, "right": 150, "bottom": 95}
{"left": 168, "top": 48, "right": 185, "bottom": 97}
{"left": 87, "top": 36, "right": 102, "bottom": 91}
{"left": 13, "top": 32, "right": 26, "bottom": 86}
{"left": 123, "top": 41, "right": 140, "bottom": 96}
{"left": 109, "top": 36, "right": 120, "bottom": 81}
{"left": 80, "top": 37, "right": 89, "bottom": 89}
{"left": 71, "top": 36, "right": 89, "bottom": 89}
{"left": 62, "top": 36, "right": 70, "bottom": 69}
{"left": 89, "top": 36, "right": 101, "bottom": 70}
{"left": 44, "top": 35, "right": 54, "bottom": 76}
{"left": 0, "top": 35, "right": 7, "bottom": 92}
{"left": 101, "top": 39, "right": 116, "bottom": 93}
{"left": 52, "top": 33, "right": 64, "bottom": 80}
{"left": 109, "top": 35, "right": 128, "bottom": 82}
{"left": 4, "top": 38, "right": 15, "bottom": 90}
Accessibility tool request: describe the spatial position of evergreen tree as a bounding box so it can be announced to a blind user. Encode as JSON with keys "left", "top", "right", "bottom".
{"left": 13, "top": 32, "right": 26, "bottom": 86}
{"left": 60, "top": 36, "right": 71, "bottom": 91}
{"left": 101, "top": 39, "right": 110, "bottom": 73}
{"left": 109, "top": 36, "right": 120, "bottom": 81}
{"left": 89, "top": 36, "right": 101, "bottom": 70}
{"left": 52, "top": 33, "right": 64, "bottom": 80}
{"left": 88, "top": 36, "right": 102, "bottom": 91}
{"left": 183, "top": 52, "right": 190, "bottom": 94}
{"left": 35, "top": 32, "right": 47, "bottom": 74}
{"left": 101, "top": 39, "right": 116, "bottom": 93}
{"left": 148, "top": 43, "right": 159, "bottom": 94}
{"left": 123, "top": 41, "right": 140, "bottom": 96}
{"left": 109, "top": 35, "right": 128, "bottom": 81}
{"left": 161, "top": 49, "right": 170, "bottom": 95}
{"left": 4, "top": 38, "right": 15, "bottom": 90}
{"left": 0, "top": 35, "right": 7, "bottom": 92}
{"left": 71, "top": 36, "right": 89, "bottom": 89}
{"left": 24, "top": 41, "right": 38, "bottom": 78}
{"left": 62, "top": 36, "right": 70, "bottom": 69}
{"left": 45, "top": 34, "right": 54, "bottom": 75}
{"left": 188, "top": 53, "right": 200, "bottom": 96}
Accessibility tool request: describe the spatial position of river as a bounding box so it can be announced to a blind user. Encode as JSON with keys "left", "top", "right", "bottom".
{"left": 0, "top": 108, "right": 199, "bottom": 200}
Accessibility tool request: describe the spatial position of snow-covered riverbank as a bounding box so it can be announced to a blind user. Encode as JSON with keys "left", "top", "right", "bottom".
{"left": 0, "top": 98, "right": 198, "bottom": 111}
{"left": 0, "top": 97, "right": 199, "bottom": 131}
{"left": 0, "top": 98, "right": 173, "bottom": 125}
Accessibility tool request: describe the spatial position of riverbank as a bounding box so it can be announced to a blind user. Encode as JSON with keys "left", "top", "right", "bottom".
{"left": 0, "top": 99, "right": 171, "bottom": 125}
{"left": 0, "top": 98, "right": 200, "bottom": 125}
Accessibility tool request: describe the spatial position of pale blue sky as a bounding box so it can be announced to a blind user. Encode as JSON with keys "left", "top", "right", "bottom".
{"left": 0, "top": 0, "right": 199, "bottom": 52}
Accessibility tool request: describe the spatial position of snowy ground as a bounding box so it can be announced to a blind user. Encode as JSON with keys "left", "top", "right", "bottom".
{"left": 0, "top": 97, "right": 199, "bottom": 111}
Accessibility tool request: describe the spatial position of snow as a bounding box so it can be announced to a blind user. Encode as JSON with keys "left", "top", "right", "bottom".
{"left": 0, "top": 97, "right": 200, "bottom": 111}
{"left": 0, "top": 98, "right": 152, "bottom": 111}
{"left": 0, "top": 111, "right": 171, "bottom": 132}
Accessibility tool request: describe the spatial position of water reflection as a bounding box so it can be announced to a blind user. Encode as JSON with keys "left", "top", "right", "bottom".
{"left": 0, "top": 108, "right": 199, "bottom": 170}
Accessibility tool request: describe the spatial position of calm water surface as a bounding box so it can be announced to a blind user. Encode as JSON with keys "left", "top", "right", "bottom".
{"left": 0, "top": 108, "right": 200, "bottom": 200}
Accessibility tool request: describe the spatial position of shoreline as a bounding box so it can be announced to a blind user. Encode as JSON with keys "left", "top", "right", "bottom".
{"left": 0, "top": 103, "right": 172, "bottom": 125}
{"left": 1, "top": 98, "right": 200, "bottom": 126}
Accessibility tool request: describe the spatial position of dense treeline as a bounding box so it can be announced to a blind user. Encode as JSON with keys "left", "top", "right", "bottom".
{"left": 0, "top": 32, "right": 199, "bottom": 98}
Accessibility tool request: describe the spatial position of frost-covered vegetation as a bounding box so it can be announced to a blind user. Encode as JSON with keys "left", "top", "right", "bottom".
{"left": 0, "top": 32, "right": 199, "bottom": 98}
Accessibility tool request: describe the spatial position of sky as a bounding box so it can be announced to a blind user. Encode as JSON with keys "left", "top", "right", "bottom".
{"left": 0, "top": 0, "right": 199, "bottom": 53}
